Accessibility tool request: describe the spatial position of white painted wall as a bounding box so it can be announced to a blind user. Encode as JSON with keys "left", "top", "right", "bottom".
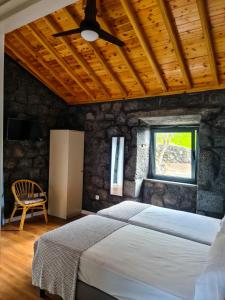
{"left": 0, "top": 0, "right": 77, "bottom": 33}
{"left": 0, "top": 34, "right": 4, "bottom": 226}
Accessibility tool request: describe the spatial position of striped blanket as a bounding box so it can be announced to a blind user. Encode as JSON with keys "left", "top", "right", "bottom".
{"left": 32, "top": 215, "right": 126, "bottom": 300}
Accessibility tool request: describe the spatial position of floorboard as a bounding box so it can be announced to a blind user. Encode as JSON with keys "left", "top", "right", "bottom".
{"left": 0, "top": 215, "right": 79, "bottom": 300}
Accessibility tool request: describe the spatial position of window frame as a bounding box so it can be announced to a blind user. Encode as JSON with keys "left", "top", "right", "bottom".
{"left": 150, "top": 126, "right": 199, "bottom": 184}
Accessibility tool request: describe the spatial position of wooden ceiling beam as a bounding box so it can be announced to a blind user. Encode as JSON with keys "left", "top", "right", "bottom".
{"left": 5, "top": 40, "right": 69, "bottom": 101}
{"left": 27, "top": 23, "right": 95, "bottom": 100}
{"left": 76, "top": 82, "right": 225, "bottom": 105}
{"left": 157, "top": 0, "right": 192, "bottom": 89}
{"left": 197, "top": 0, "right": 219, "bottom": 85}
{"left": 13, "top": 30, "right": 76, "bottom": 99}
{"left": 63, "top": 7, "right": 128, "bottom": 98}
{"left": 120, "top": 0, "right": 167, "bottom": 92}
{"left": 97, "top": 16, "right": 147, "bottom": 96}
{"left": 44, "top": 15, "right": 111, "bottom": 99}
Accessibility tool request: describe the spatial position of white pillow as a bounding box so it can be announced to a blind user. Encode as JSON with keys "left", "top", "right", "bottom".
{"left": 194, "top": 232, "right": 225, "bottom": 300}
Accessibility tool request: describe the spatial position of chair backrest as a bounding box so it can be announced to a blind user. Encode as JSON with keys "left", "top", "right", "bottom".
{"left": 11, "top": 179, "right": 46, "bottom": 206}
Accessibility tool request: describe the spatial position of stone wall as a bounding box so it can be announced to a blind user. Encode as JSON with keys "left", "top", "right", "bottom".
{"left": 197, "top": 108, "right": 225, "bottom": 217}
{"left": 68, "top": 91, "right": 225, "bottom": 217}
{"left": 143, "top": 180, "right": 197, "bottom": 212}
{"left": 3, "top": 55, "right": 67, "bottom": 218}
{"left": 3, "top": 54, "right": 225, "bottom": 218}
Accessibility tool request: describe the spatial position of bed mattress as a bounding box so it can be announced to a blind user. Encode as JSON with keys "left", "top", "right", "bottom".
{"left": 79, "top": 224, "right": 209, "bottom": 300}
{"left": 98, "top": 201, "right": 221, "bottom": 245}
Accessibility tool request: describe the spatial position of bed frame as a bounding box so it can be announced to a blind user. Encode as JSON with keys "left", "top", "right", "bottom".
{"left": 40, "top": 280, "right": 116, "bottom": 300}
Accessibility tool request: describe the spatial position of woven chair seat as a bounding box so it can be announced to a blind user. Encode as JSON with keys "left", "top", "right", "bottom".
{"left": 20, "top": 198, "right": 45, "bottom": 205}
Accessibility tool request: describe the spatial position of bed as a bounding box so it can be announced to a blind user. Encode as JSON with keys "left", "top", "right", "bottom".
{"left": 79, "top": 223, "right": 209, "bottom": 300}
{"left": 97, "top": 201, "right": 221, "bottom": 245}
{"left": 32, "top": 215, "right": 215, "bottom": 300}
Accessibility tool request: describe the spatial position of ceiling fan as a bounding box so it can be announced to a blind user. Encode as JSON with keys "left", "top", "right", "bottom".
{"left": 53, "top": 0, "right": 125, "bottom": 47}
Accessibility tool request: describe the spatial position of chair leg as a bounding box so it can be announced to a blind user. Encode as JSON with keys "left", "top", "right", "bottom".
{"left": 8, "top": 205, "right": 17, "bottom": 224}
{"left": 19, "top": 207, "right": 28, "bottom": 230}
{"left": 43, "top": 204, "right": 48, "bottom": 224}
{"left": 31, "top": 209, "right": 34, "bottom": 218}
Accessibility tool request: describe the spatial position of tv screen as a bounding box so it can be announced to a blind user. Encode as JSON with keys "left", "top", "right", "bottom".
{"left": 7, "top": 118, "right": 42, "bottom": 141}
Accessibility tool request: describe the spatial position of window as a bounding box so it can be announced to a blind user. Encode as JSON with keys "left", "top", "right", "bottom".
{"left": 150, "top": 127, "right": 198, "bottom": 184}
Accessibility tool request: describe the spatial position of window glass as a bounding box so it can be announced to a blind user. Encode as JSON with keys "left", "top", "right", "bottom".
{"left": 151, "top": 128, "right": 198, "bottom": 183}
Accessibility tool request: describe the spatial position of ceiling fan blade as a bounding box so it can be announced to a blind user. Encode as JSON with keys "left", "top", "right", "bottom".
{"left": 84, "top": 0, "right": 97, "bottom": 22}
{"left": 53, "top": 28, "right": 81, "bottom": 38}
{"left": 99, "top": 29, "right": 125, "bottom": 47}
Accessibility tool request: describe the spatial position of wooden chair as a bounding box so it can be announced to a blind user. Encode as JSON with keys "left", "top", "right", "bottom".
{"left": 9, "top": 179, "right": 48, "bottom": 230}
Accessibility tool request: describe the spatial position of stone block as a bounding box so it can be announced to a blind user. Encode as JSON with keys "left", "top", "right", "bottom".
{"left": 92, "top": 176, "right": 104, "bottom": 188}
{"left": 152, "top": 182, "right": 166, "bottom": 195}
{"left": 98, "top": 189, "right": 108, "bottom": 201}
{"left": 163, "top": 192, "right": 178, "bottom": 206}
{"left": 137, "top": 128, "right": 150, "bottom": 145}
{"left": 124, "top": 131, "right": 132, "bottom": 141}
{"left": 116, "top": 113, "right": 126, "bottom": 125}
{"left": 86, "top": 112, "right": 95, "bottom": 120}
{"left": 124, "top": 180, "right": 136, "bottom": 197}
{"left": 107, "top": 126, "right": 120, "bottom": 137}
{"left": 123, "top": 101, "right": 139, "bottom": 112}
{"left": 33, "top": 156, "right": 46, "bottom": 168}
{"left": 11, "top": 169, "right": 29, "bottom": 181}
{"left": 25, "top": 146, "right": 39, "bottom": 159}
{"left": 13, "top": 145, "right": 25, "bottom": 158}
{"left": 197, "top": 191, "right": 224, "bottom": 214}
{"left": 151, "top": 194, "right": 164, "bottom": 207}
{"left": 29, "top": 168, "right": 41, "bottom": 180}
{"left": 27, "top": 94, "right": 41, "bottom": 105}
{"left": 127, "top": 117, "right": 139, "bottom": 127}
{"left": 112, "top": 102, "right": 122, "bottom": 112}
{"left": 105, "top": 113, "right": 114, "bottom": 120}
{"left": 214, "top": 115, "right": 225, "bottom": 128}
{"left": 39, "top": 168, "right": 48, "bottom": 181}
{"left": 101, "top": 103, "right": 112, "bottom": 111}
{"left": 125, "top": 149, "right": 137, "bottom": 180}
{"left": 208, "top": 92, "right": 225, "bottom": 106}
{"left": 18, "top": 159, "right": 33, "bottom": 169}
{"left": 197, "top": 149, "right": 220, "bottom": 186}
{"left": 15, "top": 90, "right": 27, "bottom": 104}
{"left": 136, "top": 146, "right": 149, "bottom": 178}
{"left": 96, "top": 112, "right": 105, "bottom": 121}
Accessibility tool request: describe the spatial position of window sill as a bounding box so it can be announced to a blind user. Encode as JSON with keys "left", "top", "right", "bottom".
{"left": 145, "top": 178, "right": 197, "bottom": 187}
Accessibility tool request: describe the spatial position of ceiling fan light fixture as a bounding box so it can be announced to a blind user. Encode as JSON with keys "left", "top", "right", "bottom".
{"left": 81, "top": 29, "right": 99, "bottom": 42}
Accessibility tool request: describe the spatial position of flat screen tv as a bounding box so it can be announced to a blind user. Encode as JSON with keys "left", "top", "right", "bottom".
{"left": 7, "top": 118, "right": 43, "bottom": 141}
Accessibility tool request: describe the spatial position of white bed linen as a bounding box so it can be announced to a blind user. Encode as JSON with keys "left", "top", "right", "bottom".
{"left": 194, "top": 232, "right": 225, "bottom": 300}
{"left": 130, "top": 205, "right": 221, "bottom": 245}
{"left": 79, "top": 225, "right": 209, "bottom": 300}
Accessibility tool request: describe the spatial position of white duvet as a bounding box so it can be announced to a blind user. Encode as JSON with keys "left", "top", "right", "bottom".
{"left": 194, "top": 232, "right": 225, "bottom": 300}
{"left": 130, "top": 205, "right": 221, "bottom": 245}
{"left": 79, "top": 225, "right": 210, "bottom": 300}
{"left": 98, "top": 201, "right": 221, "bottom": 245}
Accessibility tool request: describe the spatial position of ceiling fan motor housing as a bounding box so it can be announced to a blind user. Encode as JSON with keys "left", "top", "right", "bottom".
{"left": 80, "top": 20, "right": 100, "bottom": 41}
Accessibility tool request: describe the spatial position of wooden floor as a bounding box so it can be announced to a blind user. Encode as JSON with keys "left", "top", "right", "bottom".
{"left": 0, "top": 215, "right": 75, "bottom": 300}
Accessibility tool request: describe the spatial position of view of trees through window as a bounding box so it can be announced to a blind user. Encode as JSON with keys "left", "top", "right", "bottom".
{"left": 153, "top": 130, "right": 197, "bottom": 180}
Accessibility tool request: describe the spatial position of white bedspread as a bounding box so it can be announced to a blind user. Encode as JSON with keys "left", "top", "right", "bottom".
{"left": 79, "top": 225, "right": 209, "bottom": 300}
{"left": 98, "top": 201, "right": 221, "bottom": 245}
{"left": 130, "top": 205, "right": 221, "bottom": 245}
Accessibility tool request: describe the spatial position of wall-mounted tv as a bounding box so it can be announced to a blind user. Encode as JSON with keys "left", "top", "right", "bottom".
{"left": 7, "top": 118, "right": 43, "bottom": 141}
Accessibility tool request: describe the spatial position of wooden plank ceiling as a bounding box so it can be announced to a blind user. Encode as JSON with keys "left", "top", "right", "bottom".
{"left": 5, "top": 0, "right": 225, "bottom": 105}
